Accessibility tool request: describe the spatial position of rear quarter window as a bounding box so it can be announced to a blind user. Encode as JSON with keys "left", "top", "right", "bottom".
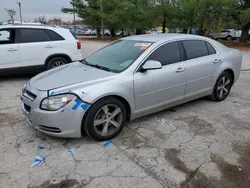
{"left": 206, "top": 42, "right": 216, "bottom": 55}
{"left": 69, "top": 30, "right": 77, "bottom": 39}
{"left": 45, "top": 30, "right": 64, "bottom": 41}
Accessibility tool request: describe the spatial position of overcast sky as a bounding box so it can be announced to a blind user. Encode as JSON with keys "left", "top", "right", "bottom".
{"left": 1, "top": 0, "right": 74, "bottom": 22}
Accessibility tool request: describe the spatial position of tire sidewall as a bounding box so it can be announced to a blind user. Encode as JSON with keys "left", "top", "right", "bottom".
{"left": 83, "top": 97, "right": 127, "bottom": 141}
{"left": 227, "top": 35, "right": 232, "bottom": 41}
{"left": 47, "top": 57, "right": 68, "bottom": 70}
{"left": 213, "top": 72, "right": 233, "bottom": 101}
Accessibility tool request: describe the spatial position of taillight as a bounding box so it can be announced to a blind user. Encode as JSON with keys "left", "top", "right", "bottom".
{"left": 77, "top": 41, "right": 81, "bottom": 49}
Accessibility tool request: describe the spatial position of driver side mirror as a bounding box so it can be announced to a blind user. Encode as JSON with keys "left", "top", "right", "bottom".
{"left": 141, "top": 60, "right": 162, "bottom": 72}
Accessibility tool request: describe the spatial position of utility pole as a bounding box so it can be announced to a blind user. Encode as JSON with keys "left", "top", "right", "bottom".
{"left": 100, "top": 0, "right": 104, "bottom": 38}
{"left": 73, "top": 0, "right": 76, "bottom": 30}
{"left": 17, "top": 1, "right": 22, "bottom": 24}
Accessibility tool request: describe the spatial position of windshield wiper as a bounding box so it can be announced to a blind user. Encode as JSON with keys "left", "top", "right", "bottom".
{"left": 80, "top": 59, "right": 111, "bottom": 72}
{"left": 92, "top": 64, "right": 111, "bottom": 72}
{"left": 79, "top": 58, "right": 89, "bottom": 64}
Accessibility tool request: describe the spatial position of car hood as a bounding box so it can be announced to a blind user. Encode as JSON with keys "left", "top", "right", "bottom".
{"left": 29, "top": 62, "right": 116, "bottom": 90}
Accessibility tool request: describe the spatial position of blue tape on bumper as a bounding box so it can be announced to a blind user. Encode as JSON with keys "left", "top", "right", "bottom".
{"left": 72, "top": 98, "right": 82, "bottom": 110}
{"left": 72, "top": 98, "right": 89, "bottom": 111}
{"left": 81, "top": 103, "right": 89, "bottom": 110}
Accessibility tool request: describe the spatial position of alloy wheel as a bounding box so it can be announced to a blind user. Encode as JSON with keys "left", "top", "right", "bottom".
{"left": 216, "top": 76, "right": 231, "bottom": 99}
{"left": 51, "top": 61, "right": 65, "bottom": 68}
{"left": 93, "top": 104, "right": 123, "bottom": 137}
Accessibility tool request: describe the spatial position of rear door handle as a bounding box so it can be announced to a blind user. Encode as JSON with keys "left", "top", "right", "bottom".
{"left": 213, "top": 59, "right": 221, "bottom": 64}
{"left": 176, "top": 67, "right": 186, "bottom": 73}
{"left": 45, "top": 45, "right": 53, "bottom": 48}
{"left": 7, "top": 48, "right": 17, "bottom": 52}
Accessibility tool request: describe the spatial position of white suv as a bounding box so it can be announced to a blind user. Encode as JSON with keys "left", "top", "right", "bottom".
{"left": 0, "top": 25, "right": 82, "bottom": 75}
{"left": 208, "top": 29, "right": 241, "bottom": 40}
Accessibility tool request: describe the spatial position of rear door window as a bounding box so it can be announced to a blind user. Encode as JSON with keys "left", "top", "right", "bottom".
{"left": 182, "top": 40, "right": 209, "bottom": 60}
{"left": 146, "top": 42, "right": 181, "bottom": 66}
{"left": 17, "top": 28, "right": 50, "bottom": 43}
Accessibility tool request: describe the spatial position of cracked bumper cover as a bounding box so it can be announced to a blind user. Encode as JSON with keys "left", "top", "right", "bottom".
{"left": 21, "top": 88, "right": 88, "bottom": 138}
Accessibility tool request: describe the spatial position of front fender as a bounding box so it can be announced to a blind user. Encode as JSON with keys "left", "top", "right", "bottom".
{"left": 74, "top": 77, "right": 135, "bottom": 113}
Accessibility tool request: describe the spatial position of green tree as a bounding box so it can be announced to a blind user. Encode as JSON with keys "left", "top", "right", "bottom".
{"left": 151, "top": 0, "right": 180, "bottom": 33}
{"left": 179, "top": 0, "right": 236, "bottom": 35}
{"left": 62, "top": 0, "right": 154, "bottom": 36}
{"left": 62, "top": 0, "right": 102, "bottom": 37}
{"left": 196, "top": 0, "right": 235, "bottom": 34}
{"left": 237, "top": 0, "right": 250, "bottom": 42}
{"left": 179, "top": 0, "right": 199, "bottom": 31}
{"left": 124, "top": 0, "right": 153, "bottom": 34}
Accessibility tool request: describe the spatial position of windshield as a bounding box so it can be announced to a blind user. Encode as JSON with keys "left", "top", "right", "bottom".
{"left": 85, "top": 40, "right": 152, "bottom": 73}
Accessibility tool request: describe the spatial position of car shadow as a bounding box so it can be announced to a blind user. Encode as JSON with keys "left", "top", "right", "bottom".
{"left": 0, "top": 73, "right": 37, "bottom": 81}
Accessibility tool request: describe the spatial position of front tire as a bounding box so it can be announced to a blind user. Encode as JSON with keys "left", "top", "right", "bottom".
{"left": 209, "top": 72, "right": 233, "bottom": 101}
{"left": 83, "top": 97, "right": 127, "bottom": 141}
{"left": 226, "top": 35, "right": 232, "bottom": 41}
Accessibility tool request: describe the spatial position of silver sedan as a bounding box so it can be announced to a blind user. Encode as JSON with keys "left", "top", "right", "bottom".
{"left": 21, "top": 34, "right": 242, "bottom": 141}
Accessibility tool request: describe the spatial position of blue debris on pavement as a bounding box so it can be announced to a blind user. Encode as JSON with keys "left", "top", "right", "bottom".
{"left": 30, "top": 155, "right": 45, "bottom": 168}
{"left": 68, "top": 148, "right": 76, "bottom": 153}
{"left": 103, "top": 140, "right": 112, "bottom": 147}
{"left": 38, "top": 146, "right": 45, "bottom": 150}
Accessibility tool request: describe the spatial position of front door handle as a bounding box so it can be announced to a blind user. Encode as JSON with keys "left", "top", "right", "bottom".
{"left": 176, "top": 67, "right": 186, "bottom": 73}
{"left": 213, "top": 59, "right": 221, "bottom": 64}
{"left": 7, "top": 48, "right": 17, "bottom": 52}
{"left": 45, "top": 45, "right": 53, "bottom": 48}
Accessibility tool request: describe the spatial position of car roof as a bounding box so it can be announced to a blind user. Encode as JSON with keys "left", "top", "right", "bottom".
{"left": 0, "top": 24, "right": 65, "bottom": 30}
{"left": 122, "top": 33, "right": 210, "bottom": 43}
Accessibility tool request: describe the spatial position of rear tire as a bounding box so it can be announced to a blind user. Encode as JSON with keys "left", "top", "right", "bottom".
{"left": 209, "top": 72, "right": 233, "bottom": 102}
{"left": 47, "top": 57, "right": 68, "bottom": 70}
{"left": 82, "top": 97, "right": 127, "bottom": 141}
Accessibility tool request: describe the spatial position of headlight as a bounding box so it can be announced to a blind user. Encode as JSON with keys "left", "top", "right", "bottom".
{"left": 40, "top": 94, "right": 75, "bottom": 111}
{"left": 22, "top": 84, "right": 26, "bottom": 95}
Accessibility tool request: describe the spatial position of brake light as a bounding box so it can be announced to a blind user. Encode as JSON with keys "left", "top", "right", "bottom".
{"left": 77, "top": 41, "right": 81, "bottom": 49}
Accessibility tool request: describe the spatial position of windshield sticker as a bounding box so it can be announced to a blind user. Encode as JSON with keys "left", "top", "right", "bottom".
{"left": 134, "top": 43, "right": 151, "bottom": 47}
{"left": 140, "top": 46, "right": 148, "bottom": 50}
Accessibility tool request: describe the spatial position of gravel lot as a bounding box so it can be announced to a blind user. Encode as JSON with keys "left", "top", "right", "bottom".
{"left": 1, "top": 40, "right": 250, "bottom": 188}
